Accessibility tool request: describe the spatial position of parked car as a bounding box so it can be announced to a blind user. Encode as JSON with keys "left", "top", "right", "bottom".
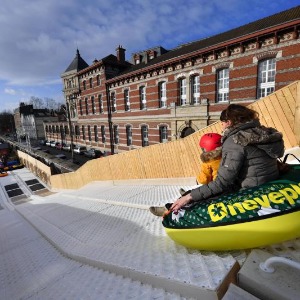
{"left": 83, "top": 148, "right": 103, "bottom": 159}
{"left": 73, "top": 146, "right": 87, "bottom": 154}
{"left": 51, "top": 141, "right": 59, "bottom": 148}
{"left": 46, "top": 140, "right": 54, "bottom": 146}
{"left": 62, "top": 143, "right": 76, "bottom": 151}
{"left": 39, "top": 139, "right": 47, "bottom": 145}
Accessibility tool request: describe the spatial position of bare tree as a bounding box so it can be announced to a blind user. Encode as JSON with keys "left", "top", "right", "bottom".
{"left": 29, "top": 96, "right": 44, "bottom": 109}
{"left": 44, "top": 97, "right": 58, "bottom": 110}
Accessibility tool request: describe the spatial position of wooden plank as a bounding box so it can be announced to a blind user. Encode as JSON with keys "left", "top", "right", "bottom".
{"left": 263, "top": 94, "right": 292, "bottom": 149}
{"left": 275, "top": 89, "right": 295, "bottom": 129}
{"left": 254, "top": 98, "right": 276, "bottom": 128}
{"left": 268, "top": 93, "right": 297, "bottom": 148}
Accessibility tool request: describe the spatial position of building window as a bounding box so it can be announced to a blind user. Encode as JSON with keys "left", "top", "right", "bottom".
{"left": 98, "top": 94, "right": 104, "bottom": 113}
{"left": 257, "top": 58, "right": 276, "bottom": 98}
{"left": 140, "top": 86, "right": 147, "bottom": 110}
{"left": 141, "top": 125, "right": 149, "bottom": 147}
{"left": 124, "top": 89, "right": 130, "bottom": 111}
{"left": 79, "top": 99, "right": 83, "bottom": 115}
{"left": 89, "top": 78, "right": 93, "bottom": 88}
{"left": 64, "top": 125, "right": 69, "bottom": 135}
{"left": 85, "top": 97, "right": 89, "bottom": 114}
{"left": 159, "top": 81, "right": 167, "bottom": 108}
{"left": 111, "top": 92, "right": 117, "bottom": 112}
{"left": 82, "top": 125, "right": 85, "bottom": 140}
{"left": 91, "top": 96, "right": 96, "bottom": 114}
{"left": 217, "top": 68, "right": 229, "bottom": 102}
{"left": 75, "top": 125, "right": 80, "bottom": 137}
{"left": 94, "top": 125, "right": 98, "bottom": 142}
{"left": 83, "top": 80, "right": 86, "bottom": 90}
{"left": 159, "top": 126, "right": 168, "bottom": 143}
{"left": 179, "top": 78, "right": 187, "bottom": 105}
{"left": 113, "top": 125, "right": 119, "bottom": 144}
{"left": 96, "top": 75, "right": 100, "bottom": 86}
{"left": 88, "top": 125, "right": 91, "bottom": 141}
{"left": 191, "top": 75, "right": 200, "bottom": 105}
{"left": 101, "top": 125, "right": 106, "bottom": 143}
{"left": 126, "top": 125, "right": 132, "bottom": 146}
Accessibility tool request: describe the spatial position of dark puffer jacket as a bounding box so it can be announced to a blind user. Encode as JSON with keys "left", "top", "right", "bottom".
{"left": 190, "top": 119, "right": 285, "bottom": 202}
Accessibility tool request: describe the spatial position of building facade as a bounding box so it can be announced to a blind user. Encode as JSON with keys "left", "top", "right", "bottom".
{"left": 15, "top": 103, "right": 60, "bottom": 141}
{"left": 45, "top": 6, "right": 300, "bottom": 154}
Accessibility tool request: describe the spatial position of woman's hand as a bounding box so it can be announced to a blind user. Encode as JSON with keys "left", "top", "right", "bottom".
{"left": 170, "top": 193, "right": 193, "bottom": 213}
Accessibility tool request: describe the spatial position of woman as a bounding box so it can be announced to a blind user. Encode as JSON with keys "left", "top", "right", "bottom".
{"left": 150, "top": 104, "right": 285, "bottom": 216}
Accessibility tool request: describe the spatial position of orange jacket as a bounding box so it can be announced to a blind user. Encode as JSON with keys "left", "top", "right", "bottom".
{"left": 196, "top": 158, "right": 221, "bottom": 185}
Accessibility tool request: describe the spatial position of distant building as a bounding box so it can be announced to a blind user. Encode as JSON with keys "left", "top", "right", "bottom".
{"left": 14, "top": 103, "right": 60, "bottom": 140}
{"left": 45, "top": 5, "right": 300, "bottom": 154}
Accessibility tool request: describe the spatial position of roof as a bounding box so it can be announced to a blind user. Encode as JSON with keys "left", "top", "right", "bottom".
{"left": 113, "top": 5, "right": 300, "bottom": 79}
{"left": 77, "top": 54, "right": 132, "bottom": 76}
{"left": 64, "top": 49, "right": 89, "bottom": 73}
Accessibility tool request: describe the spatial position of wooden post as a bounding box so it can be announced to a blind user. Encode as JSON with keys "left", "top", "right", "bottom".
{"left": 294, "top": 81, "right": 300, "bottom": 146}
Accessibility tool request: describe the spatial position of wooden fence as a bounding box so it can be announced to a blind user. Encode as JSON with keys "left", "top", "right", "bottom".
{"left": 47, "top": 80, "right": 300, "bottom": 189}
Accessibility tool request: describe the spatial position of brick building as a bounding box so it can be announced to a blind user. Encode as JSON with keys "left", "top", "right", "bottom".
{"left": 45, "top": 5, "right": 300, "bottom": 154}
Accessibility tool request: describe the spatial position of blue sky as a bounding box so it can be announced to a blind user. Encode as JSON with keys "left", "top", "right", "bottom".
{"left": 0, "top": 0, "right": 299, "bottom": 112}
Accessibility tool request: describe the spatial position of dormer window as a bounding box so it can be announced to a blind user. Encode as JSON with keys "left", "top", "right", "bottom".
{"left": 134, "top": 54, "right": 141, "bottom": 65}
{"left": 148, "top": 50, "right": 156, "bottom": 60}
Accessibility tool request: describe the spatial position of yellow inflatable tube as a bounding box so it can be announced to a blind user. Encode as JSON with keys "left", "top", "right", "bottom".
{"left": 165, "top": 210, "right": 300, "bottom": 251}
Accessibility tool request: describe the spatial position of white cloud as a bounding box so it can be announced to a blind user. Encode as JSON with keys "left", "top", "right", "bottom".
{"left": 4, "top": 88, "right": 16, "bottom": 95}
{"left": 0, "top": 0, "right": 298, "bottom": 110}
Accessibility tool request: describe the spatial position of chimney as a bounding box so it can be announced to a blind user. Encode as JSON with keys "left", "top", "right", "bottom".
{"left": 116, "top": 45, "right": 126, "bottom": 62}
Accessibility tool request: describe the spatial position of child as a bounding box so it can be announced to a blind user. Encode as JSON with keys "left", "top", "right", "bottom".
{"left": 179, "top": 132, "right": 222, "bottom": 195}
{"left": 197, "top": 132, "right": 222, "bottom": 184}
{"left": 150, "top": 133, "right": 222, "bottom": 216}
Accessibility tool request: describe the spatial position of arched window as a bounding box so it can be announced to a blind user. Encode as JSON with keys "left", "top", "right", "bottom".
{"left": 113, "top": 125, "right": 119, "bottom": 144}
{"left": 82, "top": 125, "right": 85, "bottom": 140}
{"left": 98, "top": 95, "right": 104, "bottom": 113}
{"left": 91, "top": 96, "right": 95, "bottom": 114}
{"left": 101, "top": 125, "right": 106, "bottom": 143}
{"left": 88, "top": 125, "right": 91, "bottom": 141}
{"left": 140, "top": 86, "right": 146, "bottom": 110}
{"left": 141, "top": 125, "right": 149, "bottom": 147}
{"left": 159, "top": 81, "right": 167, "bottom": 108}
{"left": 85, "top": 98, "right": 89, "bottom": 115}
{"left": 111, "top": 92, "right": 117, "bottom": 112}
{"left": 94, "top": 125, "right": 98, "bottom": 142}
{"left": 126, "top": 125, "right": 132, "bottom": 146}
{"left": 159, "top": 126, "right": 168, "bottom": 143}
{"left": 190, "top": 75, "right": 200, "bottom": 105}
{"left": 124, "top": 89, "right": 130, "bottom": 111}
{"left": 179, "top": 78, "right": 187, "bottom": 105}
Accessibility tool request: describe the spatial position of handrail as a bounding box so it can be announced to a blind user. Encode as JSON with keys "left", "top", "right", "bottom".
{"left": 260, "top": 257, "right": 300, "bottom": 273}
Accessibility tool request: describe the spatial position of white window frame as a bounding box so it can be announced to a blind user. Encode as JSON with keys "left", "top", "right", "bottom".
{"left": 160, "top": 126, "right": 168, "bottom": 143}
{"left": 191, "top": 75, "right": 200, "bottom": 105}
{"left": 111, "top": 92, "right": 117, "bottom": 112}
{"left": 124, "top": 89, "right": 130, "bottom": 111}
{"left": 257, "top": 58, "right": 276, "bottom": 98}
{"left": 140, "top": 86, "right": 147, "bottom": 110}
{"left": 217, "top": 68, "right": 229, "bottom": 102}
{"left": 141, "top": 125, "right": 149, "bottom": 147}
{"left": 98, "top": 94, "right": 104, "bottom": 113}
{"left": 179, "top": 78, "right": 187, "bottom": 105}
{"left": 159, "top": 81, "right": 167, "bottom": 108}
